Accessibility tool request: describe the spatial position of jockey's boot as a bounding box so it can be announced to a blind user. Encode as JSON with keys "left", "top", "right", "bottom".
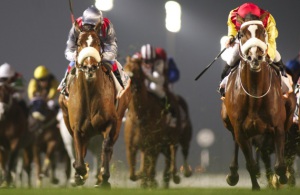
{"left": 221, "top": 64, "right": 231, "bottom": 80}
{"left": 113, "top": 69, "right": 124, "bottom": 89}
{"left": 274, "top": 59, "right": 287, "bottom": 77}
{"left": 57, "top": 72, "right": 69, "bottom": 96}
{"left": 218, "top": 87, "right": 225, "bottom": 97}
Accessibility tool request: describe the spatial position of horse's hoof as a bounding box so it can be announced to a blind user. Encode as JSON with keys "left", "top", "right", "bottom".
{"left": 95, "top": 182, "right": 111, "bottom": 189}
{"left": 51, "top": 178, "right": 60, "bottom": 185}
{"left": 173, "top": 174, "right": 181, "bottom": 184}
{"left": 288, "top": 175, "right": 296, "bottom": 187}
{"left": 279, "top": 175, "right": 288, "bottom": 185}
{"left": 184, "top": 169, "right": 193, "bottom": 177}
{"left": 252, "top": 185, "right": 260, "bottom": 191}
{"left": 74, "top": 174, "right": 86, "bottom": 186}
{"left": 129, "top": 175, "right": 139, "bottom": 181}
{"left": 226, "top": 174, "right": 239, "bottom": 186}
{"left": 163, "top": 181, "right": 170, "bottom": 189}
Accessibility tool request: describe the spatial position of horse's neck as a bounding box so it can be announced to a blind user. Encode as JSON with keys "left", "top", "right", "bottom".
{"left": 240, "top": 62, "right": 269, "bottom": 92}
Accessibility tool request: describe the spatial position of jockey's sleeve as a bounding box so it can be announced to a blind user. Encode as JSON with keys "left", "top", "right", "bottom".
{"left": 100, "top": 21, "right": 118, "bottom": 62}
{"left": 266, "top": 14, "right": 278, "bottom": 61}
{"left": 65, "top": 26, "right": 79, "bottom": 62}
{"left": 47, "top": 79, "right": 59, "bottom": 100}
{"left": 227, "top": 9, "right": 238, "bottom": 38}
{"left": 27, "top": 79, "right": 37, "bottom": 100}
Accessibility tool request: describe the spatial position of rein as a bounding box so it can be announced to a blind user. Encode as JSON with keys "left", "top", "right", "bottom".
{"left": 237, "top": 63, "right": 272, "bottom": 99}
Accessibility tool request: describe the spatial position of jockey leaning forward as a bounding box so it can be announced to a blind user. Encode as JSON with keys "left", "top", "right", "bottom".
{"left": 58, "top": 5, "right": 129, "bottom": 97}
{"left": 219, "top": 2, "right": 292, "bottom": 97}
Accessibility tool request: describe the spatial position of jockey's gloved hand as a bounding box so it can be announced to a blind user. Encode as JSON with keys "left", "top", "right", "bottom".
{"left": 101, "top": 61, "right": 113, "bottom": 72}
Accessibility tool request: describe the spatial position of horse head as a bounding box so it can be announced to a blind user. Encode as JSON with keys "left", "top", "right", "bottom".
{"left": 0, "top": 83, "right": 13, "bottom": 120}
{"left": 124, "top": 56, "right": 144, "bottom": 88}
{"left": 237, "top": 12, "right": 269, "bottom": 71}
{"left": 74, "top": 21, "right": 102, "bottom": 80}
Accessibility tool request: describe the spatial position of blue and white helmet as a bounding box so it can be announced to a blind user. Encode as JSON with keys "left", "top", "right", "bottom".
{"left": 82, "top": 6, "right": 103, "bottom": 26}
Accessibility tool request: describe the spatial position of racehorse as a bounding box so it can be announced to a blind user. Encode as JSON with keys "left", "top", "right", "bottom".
{"left": 58, "top": 21, "right": 131, "bottom": 188}
{"left": 0, "top": 82, "right": 28, "bottom": 188}
{"left": 28, "top": 97, "right": 70, "bottom": 187}
{"left": 124, "top": 56, "right": 190, "bottom": 188}
{"left": 221, "top": 14, "right": 296, "bottom": 190}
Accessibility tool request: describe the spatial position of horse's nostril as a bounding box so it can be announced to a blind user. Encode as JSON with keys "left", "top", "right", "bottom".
{"left": 258, "top": 56, "right": 262, "bottom": 61}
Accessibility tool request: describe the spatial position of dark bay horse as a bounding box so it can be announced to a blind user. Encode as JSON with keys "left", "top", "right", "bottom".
{"left": 59, "top": 21, "right": 131, "bottom": 188}
{"left": 28, "top": 97, "right": 70, "bottom": 187}
{"left": 0, "top": 83, "right": 28, "bottom": 188}
{"left": 124, "top": 56, "right": 191, "bottom": 188}
{"left": 221, "top": 17, "right": 295, "bottom": 190}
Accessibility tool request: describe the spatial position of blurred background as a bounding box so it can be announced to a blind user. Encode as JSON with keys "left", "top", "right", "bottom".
{"left": 1, "top": 0, "right": 300, "bottom": 174}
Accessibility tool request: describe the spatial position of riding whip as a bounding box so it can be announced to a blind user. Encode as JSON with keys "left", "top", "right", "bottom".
{"left": 194, "top": 37, "right": 236, "bottom": 81}
{"left": 68, "top": 0, "right": 75, "bottom": 23}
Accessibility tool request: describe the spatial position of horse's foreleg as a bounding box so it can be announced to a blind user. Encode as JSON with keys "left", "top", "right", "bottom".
{"left": 33, "top": 145, "right": 42, "bottom": 188}
{"left": 161, "top": 146, "right": 171, "bottom": 189}
{"left": 99, "top": 133, "right": 114, "bottom": 188}
{"left": 238, "top": 137, "right": 260, "bottom": 190}
{"left": 126, "top": 144, "right": 139, "bottom": 181}
{"left": 170, "top": 144, "right": 180, "bottom": 184}
{"left": 73, "top": 131, "right": 88, "bottom": 186}
{"left": 274, "top": 127, "right": 287, "bottom": 185}
{"left": 226, "top": 139, "right": 239, "bottom": 186}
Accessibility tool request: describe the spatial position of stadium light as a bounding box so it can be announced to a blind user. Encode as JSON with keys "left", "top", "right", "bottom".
{"left": 165, "top": 1, "right": 181, "bottom": 33}
{"left": 95, "top": 0, "right": 114, "bottom": 11}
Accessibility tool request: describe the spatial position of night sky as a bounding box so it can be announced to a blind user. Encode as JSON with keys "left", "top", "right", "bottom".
{"left": 1, "top": 0, "right": 300, "bottom": 173}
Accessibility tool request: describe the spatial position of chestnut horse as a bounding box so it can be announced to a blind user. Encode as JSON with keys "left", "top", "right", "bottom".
{"left": 28, "top": 97, "right": 70, "bottom": 187}
{"left": 124, "top": 56, "right": 191, "bottom": 188}
{"left": 59, "top": 21, "right": 131, "bottom": 188}
{"left": 0, "top": 83, "right": 28, "bottom": 188}
{"left": 221, "top": 17, "right": 295, "bottom": 190}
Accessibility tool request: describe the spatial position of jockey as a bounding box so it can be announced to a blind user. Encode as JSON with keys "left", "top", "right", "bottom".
{"left": 219, "top": 2, "right": 290, "bottom": 97}
{"left": 58, "top": 5, "right": 128, "bottom": 96}
{"left": 133, "top": 44, "right": 178, "bottom": 126}
{"left": 0, "top": 62, "right": 28, "bottom": 115}
{"left": 28, "top": 65, "right": 59, "bottom": 113}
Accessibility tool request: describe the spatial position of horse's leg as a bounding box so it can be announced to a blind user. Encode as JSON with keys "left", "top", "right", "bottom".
{"left": 98, "top": 131, "right": 115, "bottom": 189}
{"left": 22, "top": 147, "right": 32, "bottom": 188}
{"left": 126, "top": 144, "right": 139, "bottom": 181}
{"left": 259, "top": 135, "right": 274, "bottom": 187}
{"left": 6, "top": 139, "right": 20, "bottom": 187}
{"left": 0, "top": 147, "right": 8, "bottom": 188}
{"left": 161, "top": 146, "right": 171, "bottom": 189}
{"left": 146, "top": 151, "right": 159, "bottom": 189}
{"left": 273, "top": 127, "right": 288, "bottom": 185}
{"left": 237, "top": 136, "right": 260, "bottom": 190}
{"left": 33, "top": 145, "right": 42, "bottom": 188}
{"left": 170, "top": 144, "right": 180, "bottom": 184}
{"left": 180, "top": 130, "right": 192, "bottom": 177}
{"left": 73, "top": 131, "right": 89, "bottom": 186}
{"left": 226, "top": 139, "right": 240, "bottom": 186}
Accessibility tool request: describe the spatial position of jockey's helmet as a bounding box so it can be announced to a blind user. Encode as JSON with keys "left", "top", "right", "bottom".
{"left": 34, "top": 65, "right": 49, "bottom": 80}
{"left": 0, "top": 63, "right": 15, "bottom": 78}
{"left": 155, "top": 48, "right": 167, "bottom": 61}
{"left": 141, "top": 44, "right": 156, "bottom": 63}
{"left": 237, "top": 3, "right": 261, "bottom": 18}
{"left": 82, "top": 5, "right": 103, "bottom": 26}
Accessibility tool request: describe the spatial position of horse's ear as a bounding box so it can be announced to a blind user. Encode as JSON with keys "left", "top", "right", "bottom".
{"left": 74, "top": 20, "right": 81, "bottom": 33}
{"left": 126, "top": 56, "right": 131, "bottom": 63}
{"left": 259, "top": 11, "right": 269, "bottom": 22}
{"left": 95, "top": 21, "right": 102, "bottom": 34}
{"left": 236, "top": 13, "right": 245, "bottom": 25}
